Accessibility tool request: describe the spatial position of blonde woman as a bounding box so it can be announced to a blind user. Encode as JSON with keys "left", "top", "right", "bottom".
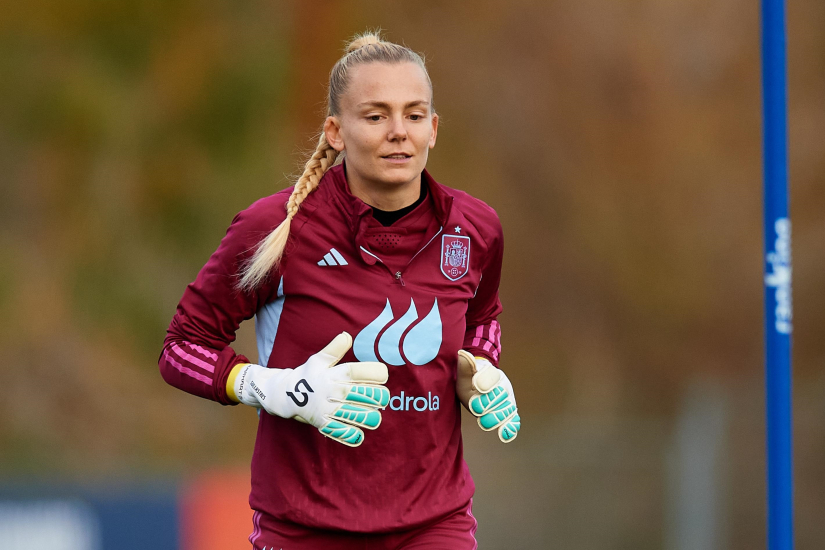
{"left": 159, "top": 32, "right": 520, "bottom": 549}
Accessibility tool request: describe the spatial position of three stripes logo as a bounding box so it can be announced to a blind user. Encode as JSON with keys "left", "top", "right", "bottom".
{"left": 353, "top": 298, "right": 442, "bottom": 366}
{"left": 318, "top": 248, "right": 348, "bottom": 266}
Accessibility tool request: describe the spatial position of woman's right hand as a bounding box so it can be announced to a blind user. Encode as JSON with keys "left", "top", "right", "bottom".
{"left": 228, "top": 332, "right": 390, "bottom": 447}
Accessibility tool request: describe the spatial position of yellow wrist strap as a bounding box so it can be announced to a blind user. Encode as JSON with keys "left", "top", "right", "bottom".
{"left": 226, "top": 363, "right": 253, "bottom": 403}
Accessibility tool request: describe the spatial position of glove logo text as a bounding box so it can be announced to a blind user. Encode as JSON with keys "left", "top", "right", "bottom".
{"left": 353, "top": 298, "right": 442, "bottom": 366}
{"left": 286, "top": 378, "right": 314, "bottom": 407}
{"left": 250, "top": 380, "right": 266, "bottom": 402}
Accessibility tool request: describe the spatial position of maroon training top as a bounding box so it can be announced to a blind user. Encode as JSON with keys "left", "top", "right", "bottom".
{"left": 159, "top": 163, "right": 504, "bottom": 533}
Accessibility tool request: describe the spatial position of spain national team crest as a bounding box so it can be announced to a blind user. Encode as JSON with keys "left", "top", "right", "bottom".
{"left": 440, "top": 234, "right": 470, "bottom": 281}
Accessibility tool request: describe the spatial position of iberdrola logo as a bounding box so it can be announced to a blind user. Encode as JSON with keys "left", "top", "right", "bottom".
{"left": 353, "top": 299, "right": 442, "bottom": 366}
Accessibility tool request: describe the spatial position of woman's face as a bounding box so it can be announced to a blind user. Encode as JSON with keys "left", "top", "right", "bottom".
{"left": 325, "top": 62, "right": 438, "bottom": 195}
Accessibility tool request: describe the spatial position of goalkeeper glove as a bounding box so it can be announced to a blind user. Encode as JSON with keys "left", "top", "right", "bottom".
{"left": 457, "top": 350, "right": 521, "bottom": 442}
{"left": 226, "top": 332, "right": 390, "bottom": 447}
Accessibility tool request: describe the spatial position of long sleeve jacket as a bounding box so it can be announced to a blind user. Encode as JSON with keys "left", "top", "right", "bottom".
{"left": 159, "top": 163, "right": 504, "bottom": 532}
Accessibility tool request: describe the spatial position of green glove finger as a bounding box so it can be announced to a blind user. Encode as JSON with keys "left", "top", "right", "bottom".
{"left": 498, "top": 414, "right": 520, "bottom": 442}
{"left": 477, "top": 400, "right": 517, "bottom": 431}
{"left": 319, "top": 420, "right": 365, "bottom": 447}
{"left": 469, "top": 385, "right": 510, "bottom": 416}
{"left": 332, "top": 403, "right": 382, "bottom": 429}
{"left": 345, "top": 385, "right": 390, "bottom": 408}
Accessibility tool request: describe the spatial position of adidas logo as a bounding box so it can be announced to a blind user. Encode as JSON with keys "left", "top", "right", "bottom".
{"left": 317, "top": 248, "right": 348, "bottom": 266}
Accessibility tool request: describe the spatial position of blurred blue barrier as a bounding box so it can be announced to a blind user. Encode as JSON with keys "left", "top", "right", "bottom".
{"left": 0, "top": 482, "right": 179, "bottom": 550}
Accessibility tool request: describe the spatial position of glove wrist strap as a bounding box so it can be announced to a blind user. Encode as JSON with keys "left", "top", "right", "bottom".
{"left": 226, "top": 363, "right": 250, "bottom": 403}
{"left": 232, "top": 363, "right": 263, "bottom": 408}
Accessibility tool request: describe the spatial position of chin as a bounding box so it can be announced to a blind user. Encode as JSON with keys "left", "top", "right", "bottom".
{"left": 374, "top": 167, "right": 420, "bottom": 186}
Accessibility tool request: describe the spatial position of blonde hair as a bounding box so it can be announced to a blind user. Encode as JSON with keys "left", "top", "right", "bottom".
{"left": 238, "top": 31, "right": 432, "bottom": 291}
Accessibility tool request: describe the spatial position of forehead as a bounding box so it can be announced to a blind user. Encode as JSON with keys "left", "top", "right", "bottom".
{"left": 342, "top": 62, "right": 432, "bottom": 109}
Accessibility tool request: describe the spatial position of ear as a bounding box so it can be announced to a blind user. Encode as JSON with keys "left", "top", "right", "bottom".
{"left": 324, "top": 116, "right": 345, "bottom": 152}
{"left": 428, "top": 112, "right": 439, "bottom": 149}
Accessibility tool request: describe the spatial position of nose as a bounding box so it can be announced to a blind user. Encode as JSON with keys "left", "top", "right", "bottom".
{"left": 387, "top": 115, "right": 407, "bottom": 141}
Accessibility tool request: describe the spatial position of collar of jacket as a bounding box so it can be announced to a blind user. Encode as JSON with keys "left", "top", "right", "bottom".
{"left": 323, "top": 161, "right": 454, "bottom": 231}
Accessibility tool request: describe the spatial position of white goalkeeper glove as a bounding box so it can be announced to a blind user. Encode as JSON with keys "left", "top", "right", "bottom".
{"left": 227, "top": 332, "right": 390, "bottom": 447}
{"left": 457, "top": 350, "right": 520, "bottom": 442}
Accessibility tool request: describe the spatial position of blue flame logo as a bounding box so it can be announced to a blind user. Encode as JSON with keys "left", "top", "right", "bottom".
{"left": 353, "top": 298, "right": 442, "bottom": 366}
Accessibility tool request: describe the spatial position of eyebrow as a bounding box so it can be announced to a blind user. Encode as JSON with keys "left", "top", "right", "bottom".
{"left": 356, "top": 100, "right": 430, "bottom": 109}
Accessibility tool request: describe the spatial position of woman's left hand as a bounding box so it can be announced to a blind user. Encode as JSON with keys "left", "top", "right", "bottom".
{"left": 456, "top": 350, "right": 521, "bottom": 443}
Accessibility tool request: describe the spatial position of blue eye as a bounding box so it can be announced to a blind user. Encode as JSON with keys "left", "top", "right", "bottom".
{"left": 369, "top": 115, "right": 381, "bottom": 121}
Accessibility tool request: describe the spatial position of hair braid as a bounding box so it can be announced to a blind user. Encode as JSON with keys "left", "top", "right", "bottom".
{"left": 238, "top": 30, "right": 431, "bottom": 291}
{"left": 237, "top": 133, "right": 338, "bottom": 291}
{"left": 286, "top": 135, "right": 338, "bottom": 218}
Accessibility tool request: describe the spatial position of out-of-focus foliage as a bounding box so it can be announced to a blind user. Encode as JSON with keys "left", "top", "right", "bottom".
{"left": 1, "top": 1, "right": 824, "bottom": 548}
{"left": 0, "top": 0, "right": 297, "bottom": 473}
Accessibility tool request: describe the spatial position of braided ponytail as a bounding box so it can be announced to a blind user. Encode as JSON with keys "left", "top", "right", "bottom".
{"left": 238, "top": 30, "right": 431, "bottom": 291}
{"left": 237, "top": 133, "right": 338, "bottom": 290}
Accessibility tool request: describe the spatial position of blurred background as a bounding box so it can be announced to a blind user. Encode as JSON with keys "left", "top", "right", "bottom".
{"left": 1, "top": 0, "right": 824, "bottom": 548}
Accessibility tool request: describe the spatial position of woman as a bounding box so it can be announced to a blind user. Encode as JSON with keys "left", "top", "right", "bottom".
{"left": 159, "top": 32, "right": 520, "bottom": 549}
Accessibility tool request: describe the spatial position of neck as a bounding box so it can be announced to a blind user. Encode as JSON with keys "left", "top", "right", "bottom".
{"left": 346, "top": 170, "right": 422, "bottom": 211}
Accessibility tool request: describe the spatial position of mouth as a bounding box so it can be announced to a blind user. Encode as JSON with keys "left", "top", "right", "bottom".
{"left": 381, "top": 153, "right": 412, "bottom": 160}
